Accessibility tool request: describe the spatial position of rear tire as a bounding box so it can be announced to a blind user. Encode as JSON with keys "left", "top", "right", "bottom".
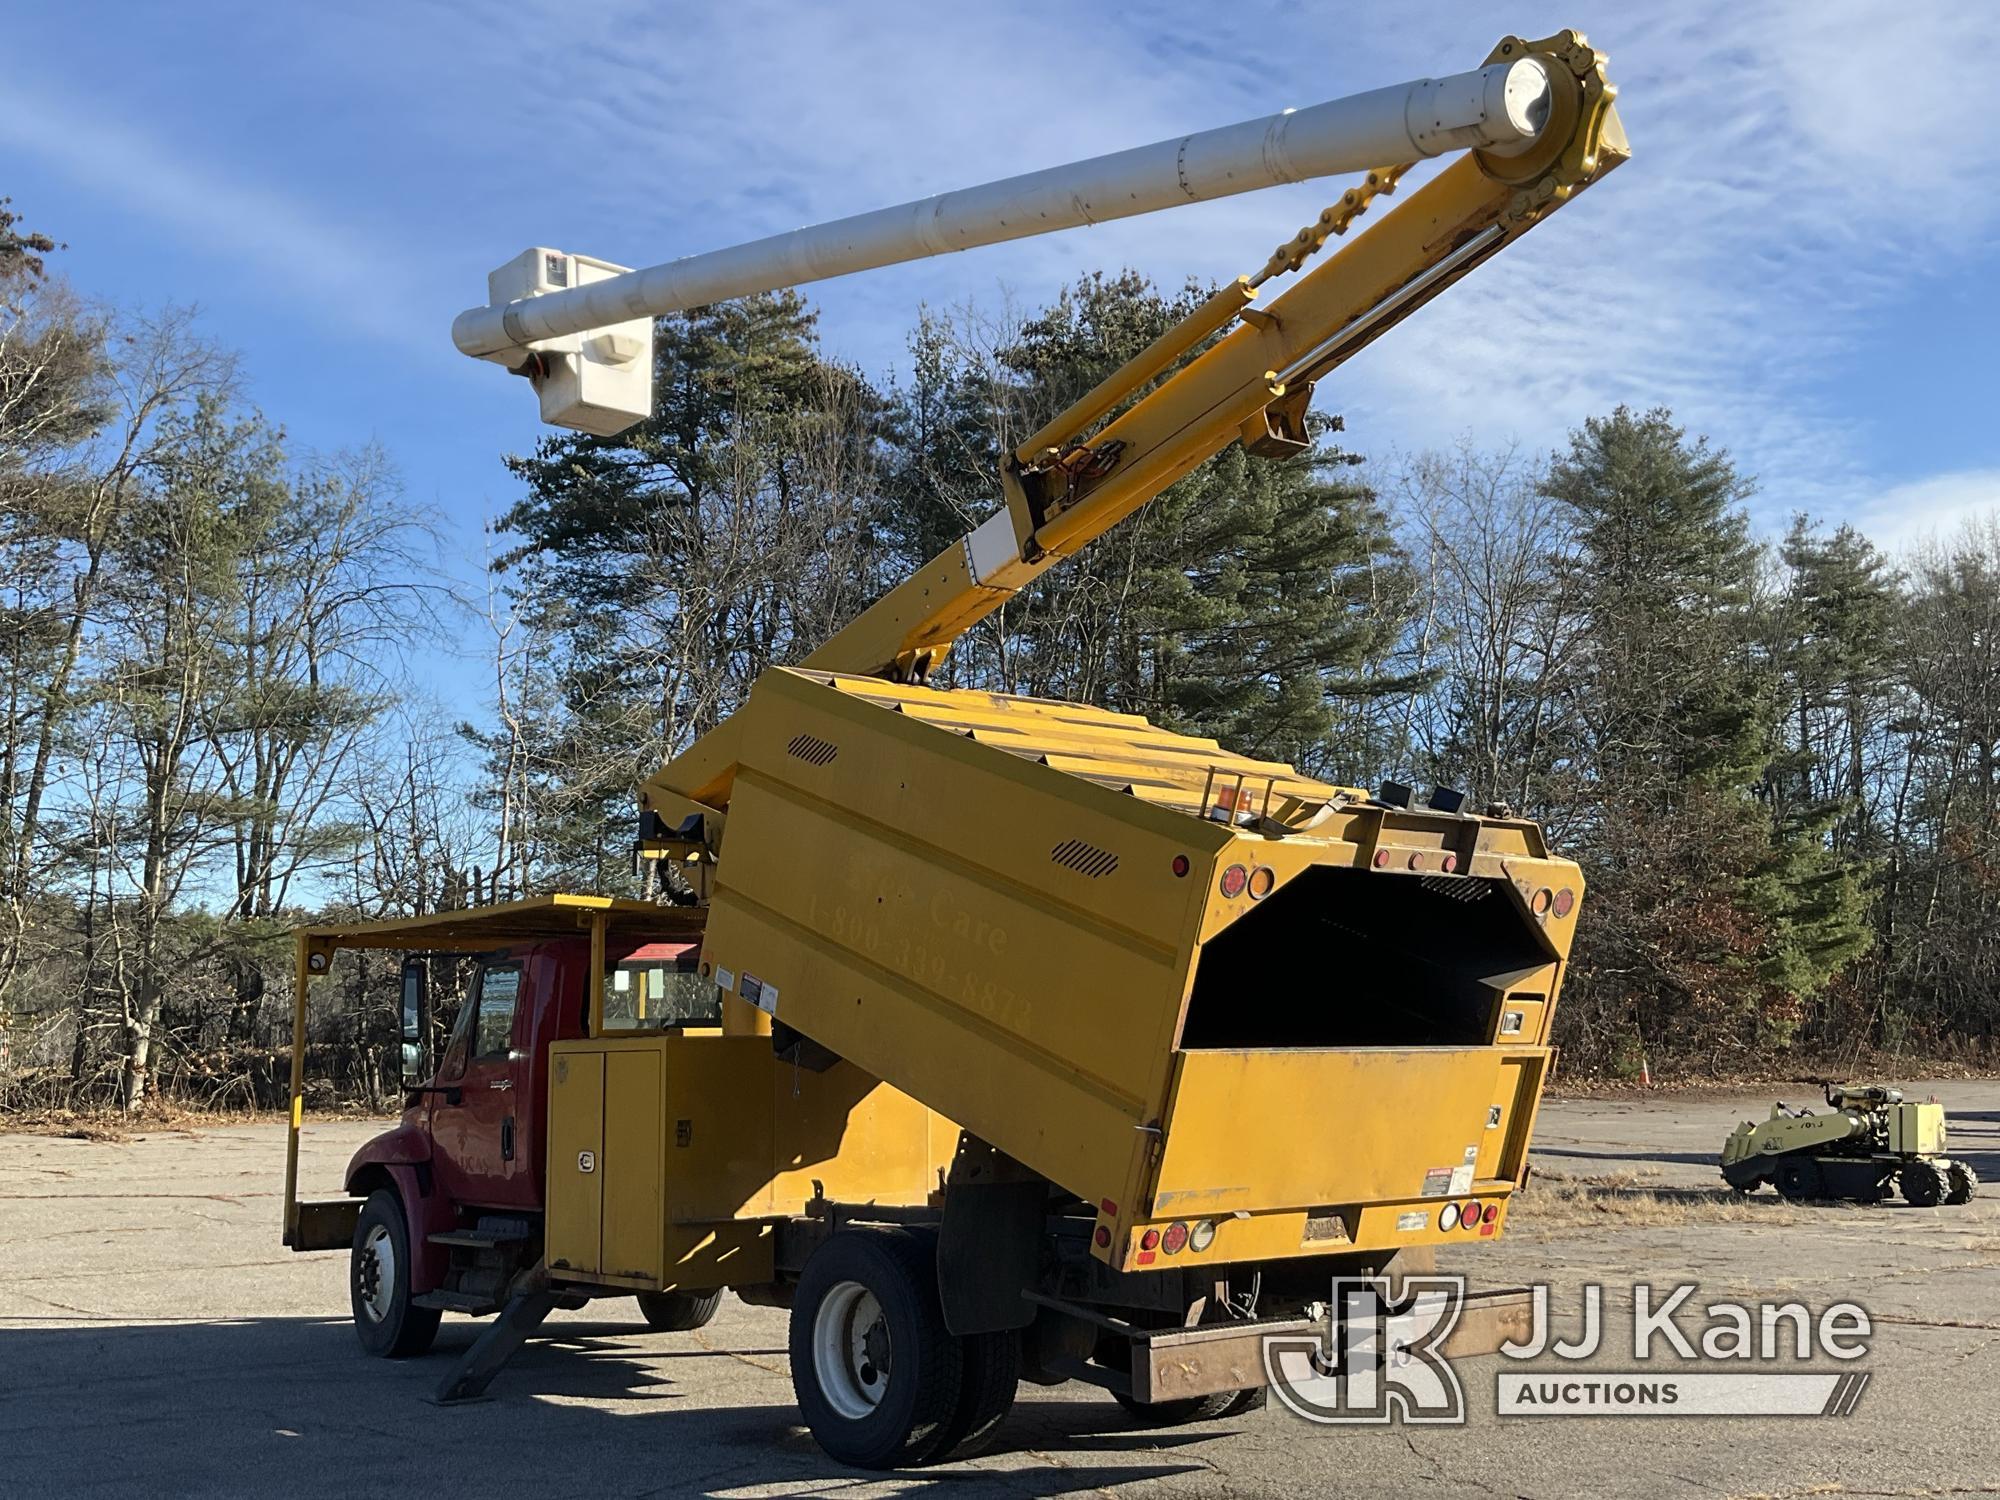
{"left": 1902, "top": 1159, "right": 1946, "bottom": 1207}
{"left": 637, "top": 1288, "right": 724, "bottom": 1332}
{"left": 1111, "top": 1386, "right": 1264, "bottom": 1426}
{"left": 1774, "top": 1158, "right": 1822, "bottom": 1202}
{"left": 935, "top": 1329, "right": 1020, "bottom": 1459}
{"left": 789, "top": 1231, "right": 964, "bottom": 1468}
{"left": 350, "top": 1189, "right": 440, "bottom": 1359}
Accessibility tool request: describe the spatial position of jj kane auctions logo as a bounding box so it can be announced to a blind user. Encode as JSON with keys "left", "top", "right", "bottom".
{"left": 1262, "top": 1279, "right": 1873, "bottom": 1423}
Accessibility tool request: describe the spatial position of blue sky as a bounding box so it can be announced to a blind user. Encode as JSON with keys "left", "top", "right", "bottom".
{"left": 9, "top": 0, "right": 1999, "bottom": 622}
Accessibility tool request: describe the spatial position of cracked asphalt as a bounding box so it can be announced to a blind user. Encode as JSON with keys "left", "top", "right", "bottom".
{"left": 3, "top": 1082, "right": 1998, "bottom": 1498}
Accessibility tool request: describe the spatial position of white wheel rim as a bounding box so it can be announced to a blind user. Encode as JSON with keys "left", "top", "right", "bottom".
{"left": 813, "top": 1280, "right": 889, "bottom": 1421}
{"left": 357, "top": 1224, "right": 397, "bottom": 1322}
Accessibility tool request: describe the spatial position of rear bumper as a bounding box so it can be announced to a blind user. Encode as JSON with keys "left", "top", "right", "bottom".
{"left": 1132, "top": 1287, "right": 1536, "bottom": 1402}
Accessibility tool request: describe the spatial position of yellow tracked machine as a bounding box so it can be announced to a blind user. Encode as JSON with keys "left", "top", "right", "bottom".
{"left": 285, "top": 31, "right": 1627, "bottom": 1466}
{"left": 1721, "top": 1084, "right": 1977, "bottom": 1205}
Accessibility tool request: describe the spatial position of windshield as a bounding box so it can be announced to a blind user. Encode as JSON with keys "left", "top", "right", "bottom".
{"left": 600, "top": 942, "right": 718, "bottom": 1029}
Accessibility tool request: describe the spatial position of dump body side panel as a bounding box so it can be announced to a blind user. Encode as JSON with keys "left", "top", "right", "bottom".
{"left": 674, "top": 669, "right": 1584, "bottom": 1273}
{"left": 696, "top": 669, "right": 1219, "bottom": 1212}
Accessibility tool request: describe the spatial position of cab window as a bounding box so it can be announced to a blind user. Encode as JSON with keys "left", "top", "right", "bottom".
{"left": 472, "top": 964, "right": 522, "bottom": 1057}
{"left": 600, "top": 944, "right": 717, "bottom": 1029}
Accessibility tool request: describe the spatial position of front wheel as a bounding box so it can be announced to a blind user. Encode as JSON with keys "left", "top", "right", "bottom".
{"left": 1946, "top": 1160, "right": 1979, "bottom": 1205}
{"left": 789, "top": 1231, "right": 964, "bottom": 1468}
{"left": 637, "top": 1287, "right": 724, "bottom": 1332}
{"left": 350, "top": 1189, "right": 440, "bottom": 1358}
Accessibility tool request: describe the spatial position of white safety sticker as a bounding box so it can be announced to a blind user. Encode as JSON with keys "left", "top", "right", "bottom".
{"left": 612, "top": 969, "right": 631, "bottom": 991}
{"left": 1448, "top": 1164, "right": 1475, "bottom": 1195}
{"left": 741, "top": 973, "right": 777, "bottom": 1015}
{"left": 715, "top": 966, "right": 736, "bottom": 994}
{"left": 1397, "top": 1210, "right": 1428, "bottom": 1232}
{"left": 1421, "top": 1167, "right": 1453, "bottom": 1198}
{"left": 1463, "top": 1144, "right": 1479, "bottom": 1164}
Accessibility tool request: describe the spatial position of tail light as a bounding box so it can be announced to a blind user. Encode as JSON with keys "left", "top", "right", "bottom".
{"left": 1461, "top": 1198, "right": 1482, "bottom": 1230}
{"left": 1162, "top": 1221, "right": 1190, "bottom": 1254}
{"left": 1438, "top": 1203, "right": 1460, "bottom": 1231}
{"left": 1189, "top": 1219, "right": 1217, "bottom": 1252}
{"left": 1219, "top": 865, "right": 1249, "bottom": 898}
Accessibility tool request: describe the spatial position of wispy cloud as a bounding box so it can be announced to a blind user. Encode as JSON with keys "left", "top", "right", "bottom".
{"left": 1849, "top": 469, "right": 2000, "bottom": 554}
{"left": 0, "top": 80, "right": 448, "bottom": 362}
{"left": 7, "top": 0, "right": 1996, "bottom": 548}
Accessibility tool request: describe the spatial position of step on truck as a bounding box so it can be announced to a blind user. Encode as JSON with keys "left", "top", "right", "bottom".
{"left": 284, "top": 31, "right": 1625, "bottom": 1467}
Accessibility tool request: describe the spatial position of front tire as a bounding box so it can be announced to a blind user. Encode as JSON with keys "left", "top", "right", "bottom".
{"left": 637, "top": 1287, "right": 724, "bottom": 1332}
{"left": 1946, "top": 1160, "right": 1979, "bottom": 1205}
{"left": 350, "top": 1189, "right": 440, "bottom": 1358}
{"left": 789, "top": 1231, "right": 964, "bottom": 1468}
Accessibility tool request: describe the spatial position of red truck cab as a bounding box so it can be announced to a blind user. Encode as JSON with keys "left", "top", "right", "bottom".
{"left": 313, "top": 916, "right": 713, "bottom": 1355}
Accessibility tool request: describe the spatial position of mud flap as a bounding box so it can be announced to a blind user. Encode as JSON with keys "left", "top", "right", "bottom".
{"left": 937, "top": 1134, "right": 1043, "bottom": 1336}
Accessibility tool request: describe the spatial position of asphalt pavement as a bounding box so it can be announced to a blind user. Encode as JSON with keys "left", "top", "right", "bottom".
{"left": 3, "top": 1082, "right": 1997, "bottom": 1498}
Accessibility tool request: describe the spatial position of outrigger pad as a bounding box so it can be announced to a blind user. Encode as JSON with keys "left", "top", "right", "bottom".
{"left": 433, "top": 1288, "right": 559, "bottom": 1404}
{"left": 289, "top": 1198, "right": 363, "bottom": 1252}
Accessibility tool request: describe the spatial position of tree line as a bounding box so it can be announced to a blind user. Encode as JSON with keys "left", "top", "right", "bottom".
{"left": 3, "top": 210, "right": 1995, "bottom": 1110}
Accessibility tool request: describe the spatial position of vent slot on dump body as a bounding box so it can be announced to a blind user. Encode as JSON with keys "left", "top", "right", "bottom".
{"left": 1050, "top": 838, "right": 1119, "bottom": 878}
{"left": 786, "top": 733, "right": 839, "bottom": 767}
{"left": 1179, "top": 865, "right": 1553, "bottom": 1048}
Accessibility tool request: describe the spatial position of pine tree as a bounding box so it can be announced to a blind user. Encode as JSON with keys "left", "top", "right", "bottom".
{"left": 482, "top": 293, "right": 881, "bottom": 890}
{"left": 1541, "top": 407, "right": 1868, "bottom": 1059}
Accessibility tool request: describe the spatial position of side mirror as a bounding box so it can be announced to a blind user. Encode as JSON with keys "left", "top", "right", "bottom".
{"left": 399, "top": 960, "right": 428, "bottom": 1089}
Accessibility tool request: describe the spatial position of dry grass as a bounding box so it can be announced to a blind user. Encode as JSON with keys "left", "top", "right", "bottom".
{"left": 2, "top": 1098, "right": 398, "bottom": 1139}
{"left": 1509, "top": 1168, "right": 1828, "bottom": 1233}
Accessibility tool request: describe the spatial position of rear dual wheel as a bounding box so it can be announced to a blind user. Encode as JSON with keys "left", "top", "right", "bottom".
{"left": 1112, "top": 1386, "right": 1267, "bottom": 1425}
{"left": 637, "top": 1287, "right": 724, "bottom": 1332}
{"left": 789, "top": 1230, "right": 1018, "bottom": 1469}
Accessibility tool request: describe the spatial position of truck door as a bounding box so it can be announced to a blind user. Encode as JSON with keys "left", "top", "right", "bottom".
{"left": 428, "top": 958, "right": 536, "bottom": 1211}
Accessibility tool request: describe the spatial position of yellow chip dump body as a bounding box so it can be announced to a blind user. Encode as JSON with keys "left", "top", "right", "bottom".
{"left": 644, "top": 666, "right": 1582, "bottom": 1270}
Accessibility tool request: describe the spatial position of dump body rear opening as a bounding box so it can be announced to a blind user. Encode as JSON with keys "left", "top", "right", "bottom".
{"left": 1179, "top": 866, "right": 1553, "bottom": 1048}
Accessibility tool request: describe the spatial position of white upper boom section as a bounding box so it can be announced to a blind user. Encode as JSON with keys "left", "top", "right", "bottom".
{"left": 457, "top": 57, "right": 1551, "bottom": 433}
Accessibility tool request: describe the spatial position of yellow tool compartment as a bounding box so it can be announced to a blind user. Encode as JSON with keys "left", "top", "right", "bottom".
{"left": 545, "top": 1032, "right": 958, "bottom": 1292}
{"left": 639, "top": 665, "right": 1582, "bottom": 1273}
